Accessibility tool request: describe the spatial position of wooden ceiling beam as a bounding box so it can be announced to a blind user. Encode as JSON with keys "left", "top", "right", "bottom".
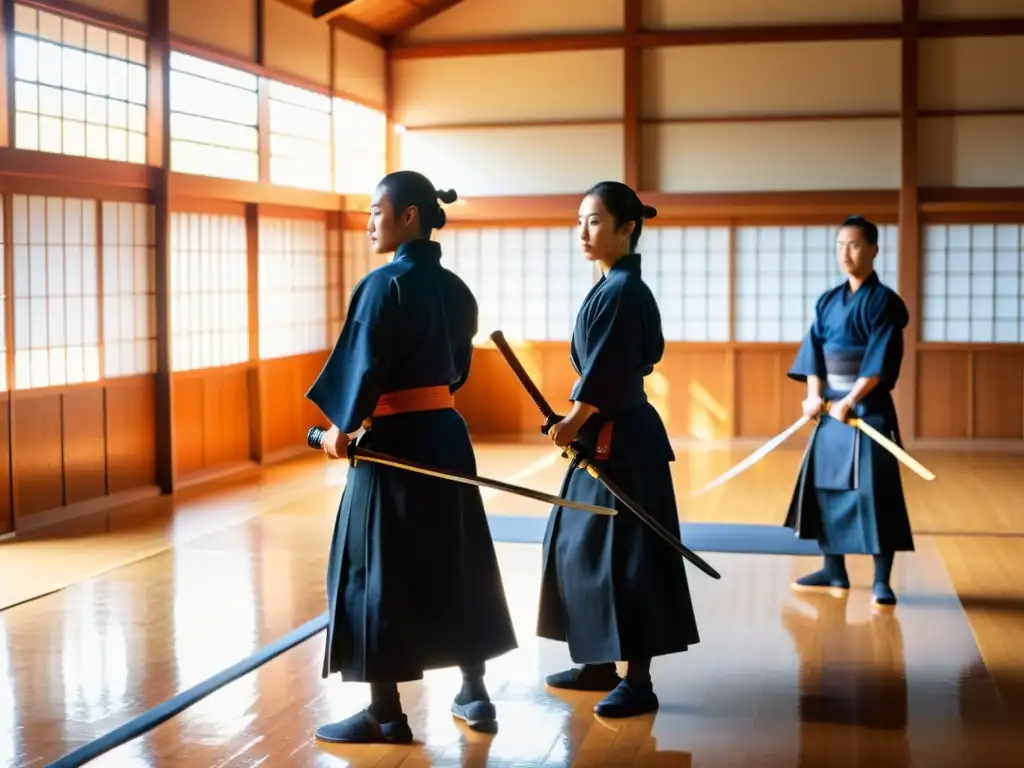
{"left": 385, "top": 0, "right": 462, "bottom": 37}
{"left": 389, "top": 16, "right": 1024, "bottom": 58}
{"left": 311, "top": 0, "right": 358, "bottom": 22}
{"left": 329, "top": 14, "right": 384, "bottom": 46}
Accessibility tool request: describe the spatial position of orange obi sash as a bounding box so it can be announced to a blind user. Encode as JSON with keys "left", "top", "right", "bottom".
{"left": 372, "top": 385, "right": 454, "bottom": 418}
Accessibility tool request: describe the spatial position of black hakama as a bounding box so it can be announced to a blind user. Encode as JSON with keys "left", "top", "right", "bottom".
{"left": 307, "top": 239, "right": 517, "bottom": 687}
{"left": 539, "top": 253, "right": 699, "bottom": 716}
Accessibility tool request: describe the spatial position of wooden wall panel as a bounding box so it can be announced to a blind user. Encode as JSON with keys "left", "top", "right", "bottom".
{"left": 264, "top": 0, "right": 332, "bottom": 88}
{"left": 457, "top": 343, "right": 820, "bottom": 442}
{"left": 259, "top": 352, "right": 330, "bottom": 457}
{"left": 918, "top": 116, "right": 1024, "bottom": 188}
{"left": 651, "top": 346, "right": 734, "bottom": 439}
{"left": 169, "top": 0, "right": 256, "bottom": 61}
{"left": 972, "top": 350, "right": 1024, "bottom": 440}
{"left": 171, "top": 376, "right": 205, "bottom": 478}
{"left": 171, "top": 368, "right": 253, "bottom": 480}
{"left": 203, "top": 371, "right": 251, "bottom": 467}
{"left": 643, "top": 41, "right": 900, "bottom": 119}
{"left": 5, "top": 380, "right": 157, "bottom": 528}
{"left": 734, "top": 348, "right": 798, "bottom": 437}
{"left": 920, "top": 0, "right": 1024, "bottom": 21}
{"left": 333, "top": 28, "right": 387, "bottom": 108}
{"left": 916, "top": 349, "right": 970, "bottom": 438}
{"left": 75, "top": 0, "right": 148, "bottom": 24}
{"left": 0, "top": 395, "right": 11, "bottom": 536}
{"left": 393, "top": 50, "right": 624, "bottom": 125}
{"left": 916, "top": 348, "right": 1024, "bottom": 441}
{"left": 10, "top": 395, "right": 65, "bottom": 520}
{"left": 61, "top": 388, "right": 107, "bottom": 506}
{"left": 399, "top": 125, "right": 624, "bottom": 197}
{"left": 644, "top": 120, "right": 901, "bottom": 193}
{"left": 456, "top": 344, "right": 578, "bottom": 438}
{"left": 105, "top": 376, "right": 156, "bottom": 494}
{"left": 919, "top": 37, "right": 1024, "bottom": 111}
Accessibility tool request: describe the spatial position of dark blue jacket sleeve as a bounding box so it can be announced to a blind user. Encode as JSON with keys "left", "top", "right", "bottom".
{"left": 569, "top": 286, "right": 639, "bottom": 411}
{"left": 450, "top": 280, "right": 479, "bottom": 394}
{"left": 788, "top": 293, "right": 828, "bottom": 382}
{"left": 858, "top": 288, "right": 909, "bottom": 386}
{"left": 305, "top": 270, "right": 396, "bottom": 433}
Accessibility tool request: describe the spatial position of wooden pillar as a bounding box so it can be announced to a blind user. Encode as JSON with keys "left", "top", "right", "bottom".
{"left": 246, "top": 204, "right": 263, "bottom": 462}
{"left": 898, "top": 0, "right": 920, "bottom": 443}
{"left": 623, "top": 0, "right": 641, "bottom": 188}
{"left": 250, "top": 0, "right": 266, "bottom": 462}
{"left": 385, "top": 47, "right": 397, "bottom": 173}
{"left": 1, "top": 0, "right": 13, "bottom": 147}
{"left": 1, "top": 0, "right": 14, "bottom": 532}
{"left": 148, "top": 0, "right": 174, "bottom": 493}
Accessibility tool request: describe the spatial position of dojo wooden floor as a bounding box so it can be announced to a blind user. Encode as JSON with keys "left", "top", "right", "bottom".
{"left": 2, "top": 441, "right": 1023, "bottom": 767}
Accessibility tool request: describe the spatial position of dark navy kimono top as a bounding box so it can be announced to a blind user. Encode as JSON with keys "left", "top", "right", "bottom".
{"left": 306, "top": 238, "right": 477, "bottom": 434}
{"left": 569, "top": 253, "right": 674, "bottom": 465}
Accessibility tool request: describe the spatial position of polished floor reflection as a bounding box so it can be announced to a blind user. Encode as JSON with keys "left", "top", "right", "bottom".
{"left": 95, "top": 542, "right": 1021, "bottom": 767}
{"left": 1, "top": 443, "right": 1023, "bottom": 767}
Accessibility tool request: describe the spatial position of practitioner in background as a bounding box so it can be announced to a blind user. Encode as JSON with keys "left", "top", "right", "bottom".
{"left": 308, "top": 170, "right": 517, "bottom": 744}
{"left": 785, "top": 215, "right": 913, "bottom": 607}
{"left": 540, "top": 181, "right": 700, "bottom": 718}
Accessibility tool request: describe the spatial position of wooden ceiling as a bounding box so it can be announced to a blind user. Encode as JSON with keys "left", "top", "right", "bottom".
{"left": 306, "top": 0, "right": 463, "bottom": 38}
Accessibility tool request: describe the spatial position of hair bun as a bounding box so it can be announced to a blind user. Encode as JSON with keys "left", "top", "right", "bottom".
{"left": 436, "top": 188, "right": 458, "bottom": 204}
{"left": 641, "top": 204, "right": 657, "bottom": 220}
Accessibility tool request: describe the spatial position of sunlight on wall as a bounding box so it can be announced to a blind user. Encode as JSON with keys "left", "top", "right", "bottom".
{"left": 687, "top": 379, "right": 731, "bottom": 440}
{"left": 647, "top": 370, "right": 671, "bottom": 426}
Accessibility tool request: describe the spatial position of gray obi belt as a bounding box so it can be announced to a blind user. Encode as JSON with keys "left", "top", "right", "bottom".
{"left": 823, "top": 348, "right": 863, "bottom": 396}
{"left": 815, "top": 347, "right": 865, "bottom": 490}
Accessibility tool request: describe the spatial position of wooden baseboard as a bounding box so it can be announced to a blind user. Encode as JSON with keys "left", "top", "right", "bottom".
{"left": 468, "top": 431, "right": 1024, "bottom": 453}
{"left": 906, "top": 438, "right": 1024, "bottom": 453}
{"left": 261, "top": 444, "right": 311, "bottom": 465}
{"left": 174, "top": 461, "right": 261, "bottom": 492}
{"left": 13, "top": 486, "right": 163, "bottom": 535}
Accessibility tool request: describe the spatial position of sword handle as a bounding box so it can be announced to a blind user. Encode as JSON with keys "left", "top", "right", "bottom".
{"left": 488, "top": 330, "right": 560, "bottom": 434}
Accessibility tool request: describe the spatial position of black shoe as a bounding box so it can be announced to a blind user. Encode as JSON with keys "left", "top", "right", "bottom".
{"left": 594, "top": 679, "right": 659, "bottom": 718}
{"left": 451, "top": 697, "right": 498, "bottom": 733}
{"left": 545, "top": 664, "right": 621, "bottom": 691}
{"left": 872, "top": 581, "right": 897, "bottom": 607}
{"left": 792, "top": 568, "right": 850, "bottom": 595}
{"left": 315, "top": 709, "right": 413, "bottom": 744}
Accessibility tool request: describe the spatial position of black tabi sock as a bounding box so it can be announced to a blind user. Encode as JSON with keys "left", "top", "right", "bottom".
{"left": 625, "top": 658, "right": 652, "bottom": 687}
{"left": 874, "top": 551, "right": 895, "bottom": 585}
{"left": 368, "top": 682, "right": 402, "bottom": 722}
{"left": 825, "top": 554, "right": 848, "bottom": 580}
{"left": 455, "top": 662, "right": 489, "bottom": 704}
{"left": 580, "top": 662, "right": 619, "bottom": 682}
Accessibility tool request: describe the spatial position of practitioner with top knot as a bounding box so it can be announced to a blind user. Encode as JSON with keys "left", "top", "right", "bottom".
{"left": 307, "top": 170, "right": 517, "bottom": 744}
{"left": 539, "top": 181, "right": 700, "bottom": 718}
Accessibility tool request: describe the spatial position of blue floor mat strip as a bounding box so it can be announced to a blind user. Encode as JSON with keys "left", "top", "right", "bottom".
{"left": 46, "top": 612, "right": 329, "bottom": 767}
{"left": 487, "top": 517, "right": 824, "bottom": 556}
{"left": 47, "top": 521, "right": 820, "bottom": 766}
